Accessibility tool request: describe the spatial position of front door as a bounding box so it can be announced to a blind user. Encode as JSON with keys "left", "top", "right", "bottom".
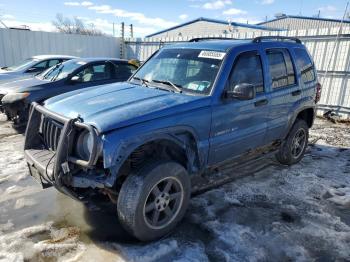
{"left": 209, "top": 50, "right": 269, "bottom": 165}
{"left": 59, "top": 61, "right": 116, "bottom": 95}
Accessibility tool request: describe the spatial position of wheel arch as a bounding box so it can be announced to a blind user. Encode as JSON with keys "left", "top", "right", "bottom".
{"left": 285, "top": 106, "right": 315, "bottom": 139}
{"left": 106, "top": 128, "right": 203, "bottom": 189}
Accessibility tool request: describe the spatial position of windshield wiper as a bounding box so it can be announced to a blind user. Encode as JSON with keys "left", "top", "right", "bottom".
{"left": 133, "top": 76, "right": 149, "bottom": 87}
{"left": 152, "top": 79, "right": 182, "bottom": 93}
{"left": 50, "top": 65, "right": 64, "bottom": 82}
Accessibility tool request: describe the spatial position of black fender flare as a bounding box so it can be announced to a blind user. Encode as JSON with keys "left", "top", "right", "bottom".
{"left": 105, "top": 127, "right": 204, "bottom": 187}
{"left": 284, "top": 106, "right": 315, "bottom": 139}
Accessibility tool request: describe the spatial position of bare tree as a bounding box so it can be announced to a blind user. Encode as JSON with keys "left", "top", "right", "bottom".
{"left": 53, "top": 14, "right": 104, "bottom": 36}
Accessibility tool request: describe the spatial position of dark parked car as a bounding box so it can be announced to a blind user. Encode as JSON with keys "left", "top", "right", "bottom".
{"left": 24, "top": 37, "right": 321, "bottom": 241}
{"left": 0, "top": 58, "right": 138, "bottom": 125}
{"left": 0, "top": 55, "right": 76, "bottom": 83}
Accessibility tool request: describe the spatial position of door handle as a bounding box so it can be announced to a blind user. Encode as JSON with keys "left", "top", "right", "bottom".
{"left": 254, "top": 99, "right": 268, "bottom": 107}
{"left": 291, "top": 90, "right": 301, "bottom": 96}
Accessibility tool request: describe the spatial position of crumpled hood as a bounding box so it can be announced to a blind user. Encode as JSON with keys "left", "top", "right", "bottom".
{"left": 0, "top": 77, "right": 45, "bottom": 94}
{"left": 45, "top": 82, "right": 210, "bottom": 133}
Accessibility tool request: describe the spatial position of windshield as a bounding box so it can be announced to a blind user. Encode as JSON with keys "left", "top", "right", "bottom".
{"left": 6, "top": 58, "right": 37, "bottom": 71}
{"left": 38, "top": 60, "right": 84, "bottom": 81}
{"left": 131, "top": 48, "right": 225, "bottom": 94}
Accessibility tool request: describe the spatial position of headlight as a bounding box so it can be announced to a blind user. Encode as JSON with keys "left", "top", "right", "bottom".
{"left": 76, "top": 130, "right": 94, "bottom": 160}
{"left": 2, "top": 92, "right": 30, "bottom": 104}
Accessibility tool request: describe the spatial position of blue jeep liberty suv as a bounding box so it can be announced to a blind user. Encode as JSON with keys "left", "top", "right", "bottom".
{"left": 24, "top": 36, "right": 321, "bottom": 241}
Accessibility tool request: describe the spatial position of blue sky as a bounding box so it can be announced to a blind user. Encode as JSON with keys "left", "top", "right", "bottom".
{"left": 0, "top": 0, "right": 348, "bottom": 36}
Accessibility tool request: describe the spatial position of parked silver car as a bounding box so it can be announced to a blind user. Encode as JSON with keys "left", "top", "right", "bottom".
{"left": 0, "top": 55, "right": 76, "bottom": 82}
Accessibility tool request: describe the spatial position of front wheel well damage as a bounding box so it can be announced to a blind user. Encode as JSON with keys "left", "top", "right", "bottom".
{"left": 113, "top": 135, "right": 199, "bottom": 192}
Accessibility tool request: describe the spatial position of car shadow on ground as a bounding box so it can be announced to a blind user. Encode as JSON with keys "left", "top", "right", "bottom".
{"left": 77, "top": 142, "right": 350, "bottom": 261}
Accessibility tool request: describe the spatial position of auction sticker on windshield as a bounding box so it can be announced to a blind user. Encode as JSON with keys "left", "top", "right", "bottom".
{"left": 198, "top": 50, "right": 226, "bottom": 60}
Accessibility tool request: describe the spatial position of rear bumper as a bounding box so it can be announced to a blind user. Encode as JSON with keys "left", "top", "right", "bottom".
{"left": 24, "top": 102, "right": 102, "bottom": 201}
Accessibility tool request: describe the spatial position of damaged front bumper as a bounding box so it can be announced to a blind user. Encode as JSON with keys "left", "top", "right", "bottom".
{"left": 24, "top": 102, "right": 106, "bottom": 201}
{"left": 2, "top": 100, "right": 27, "bottom": 123}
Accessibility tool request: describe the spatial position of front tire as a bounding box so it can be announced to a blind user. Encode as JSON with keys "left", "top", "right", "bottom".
{"left": 276, "top": 119, "right": 309, "bottom": 165}
{"left": 117, "top": 160, "right": 191, "bottom": 241}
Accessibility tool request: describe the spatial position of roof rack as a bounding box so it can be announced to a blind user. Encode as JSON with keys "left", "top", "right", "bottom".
{"left": 189, "top": 37, "right": 237, "bottom": 42}
{"left": 252, "top": 36, "right": 302, "bottom": 44}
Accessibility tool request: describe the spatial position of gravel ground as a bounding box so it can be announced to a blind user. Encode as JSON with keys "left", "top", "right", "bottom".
{"left": 0, "top": 114, "right": 350, "bottom": 262}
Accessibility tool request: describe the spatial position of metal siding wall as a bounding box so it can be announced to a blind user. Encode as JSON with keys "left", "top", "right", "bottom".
{"left": 125, "top": 29, "right": 350, "bottom": 118}
{"left": 0, "top": 28, "right": 121, "bottom": 67}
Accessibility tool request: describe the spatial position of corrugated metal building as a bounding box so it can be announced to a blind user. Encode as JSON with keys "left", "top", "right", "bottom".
{"left": 258, "top": 15, "right": 350, "bottom": 30}
{"left": 146, "top": 17, "right": 281, "bottom": 39}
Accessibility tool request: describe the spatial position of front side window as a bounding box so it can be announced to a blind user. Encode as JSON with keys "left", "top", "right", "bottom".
{"left": 32, "top": 60, "right": 48, "bottom": 69}
{"left": 294, "top": 48, "right": 316, "bottom": 83}
{"left": 73, "top": 63, "right": 112, "bottom": 82}
{"left": 131, "top": 48, "right": 225, "bottom": 94}
{"left": 113, "top": 63, "right": 137, "bottom": 81}
{"left": 229, "top": 51, "right": 264, "bottom": 93}
{"left": 48, "top": 59, "right": 61, "bottom": 68}
{"left": 267, "top": 49, "right": 296, "bottom": 89}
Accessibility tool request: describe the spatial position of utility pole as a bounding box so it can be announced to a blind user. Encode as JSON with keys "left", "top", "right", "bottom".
{"left": 120, "top": 22, "right": 125, "bottom": 38}
{"left": 130, "top": 24, "right": 133, "bottom": 38}
{"left": 120, "top": 22, "right": 125, "bottom": 59}
{"left": 113, "top": 22, "right": 115, "bottom": 37}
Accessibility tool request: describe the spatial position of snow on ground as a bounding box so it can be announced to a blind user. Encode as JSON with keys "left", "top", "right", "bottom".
{"left": 0, "top": 113, "right": 350, "bottom": 261}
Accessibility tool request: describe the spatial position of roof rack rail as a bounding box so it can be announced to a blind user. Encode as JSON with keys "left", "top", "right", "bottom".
{"left": 189, "top": 37, "right": 237, "bottom": 42}
{"left": 252, "top": 36, "right": 302, "bottom": 44}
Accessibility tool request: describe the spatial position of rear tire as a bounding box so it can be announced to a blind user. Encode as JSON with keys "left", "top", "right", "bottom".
{"left": 276, "top": 119, "right": 309, "bottom": 165}
{"left": 117, "top": 160, "right": 191, "bottom": 241}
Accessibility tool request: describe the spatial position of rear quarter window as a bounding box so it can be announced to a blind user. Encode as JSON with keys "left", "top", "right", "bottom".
{"left": 294, "top": 48, "right": 316, "bottom": 84}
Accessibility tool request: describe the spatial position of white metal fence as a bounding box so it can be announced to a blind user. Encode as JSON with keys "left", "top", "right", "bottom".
{"left": 125, "top": 27, "right": 350, "bottom": 118}
{"left": 0, "top": 28, "right": 122, "bottom": 67}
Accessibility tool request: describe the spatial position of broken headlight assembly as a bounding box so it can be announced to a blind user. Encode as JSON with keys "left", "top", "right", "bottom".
{"left": 75, "top": 129, "right": 102, "bottom": 161}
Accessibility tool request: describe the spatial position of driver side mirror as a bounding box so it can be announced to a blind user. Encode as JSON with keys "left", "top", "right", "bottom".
{"left": 224, "top": 83, "right": 256, "bottom": 100}
{"left": 69, "top": 75, "right": 81, "bottom": 84}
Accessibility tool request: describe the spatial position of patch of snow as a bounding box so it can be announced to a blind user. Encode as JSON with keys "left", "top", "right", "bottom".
{"left": 0, "top": 116, "right": 350, "bottom": 260}
{"left": 14, "top": 198, "right": 36, "bottom": 209}
{"left": 112, "top": 239, "right": 178, "bottom": 262}
{"left": 0, "top": 220, "right": 14, "bottom": 233}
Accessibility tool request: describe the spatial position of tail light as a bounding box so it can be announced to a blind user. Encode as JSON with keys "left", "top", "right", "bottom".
{"left": 315, "top": 83, "right": 321, "bottom": 103}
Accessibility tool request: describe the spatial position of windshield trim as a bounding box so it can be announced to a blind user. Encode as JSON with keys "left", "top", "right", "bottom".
{"left": 129, "top": 48, "right": 227, "bottom": 97}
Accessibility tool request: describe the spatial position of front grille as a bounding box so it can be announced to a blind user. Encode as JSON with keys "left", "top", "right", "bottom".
{"left": 40, "top": 116, "right": 63, "bottom": 151}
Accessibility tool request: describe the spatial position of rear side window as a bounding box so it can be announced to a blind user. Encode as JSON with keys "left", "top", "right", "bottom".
{"left": 113, "top": 63, "right": 137, "bottom": 80}
{"left": 229, "top": 51, "right": 264, "bottom": 93}
{"left": 294, "top": 48, "right": 316, "bottom": 83}
{"left": 267, "top": 49, "right": 296, "bottom": 89}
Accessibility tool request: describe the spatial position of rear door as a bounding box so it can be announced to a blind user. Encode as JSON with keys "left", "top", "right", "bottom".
{"left": 70, "top": 61, "right": 116, "bottom": 88}
{"left": 265, "top": 48, "right": 300, "bottom": 142}
{"left": 209, "top": 49, "right": 269, "bottom": 165}
{"left": 293, "top": 48, "right": 318, "bottom": 102}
